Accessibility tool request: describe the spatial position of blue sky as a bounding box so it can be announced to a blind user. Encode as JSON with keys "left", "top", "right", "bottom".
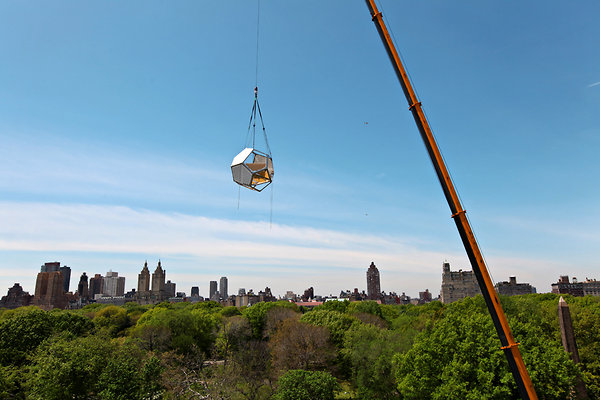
{"left": 0, "top": 1, "right": 599, "bottom": 299}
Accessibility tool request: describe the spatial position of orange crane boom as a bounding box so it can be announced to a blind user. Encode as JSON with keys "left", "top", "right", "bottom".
{"left": 363, "top": 1, "right": 538, "bottom": 399}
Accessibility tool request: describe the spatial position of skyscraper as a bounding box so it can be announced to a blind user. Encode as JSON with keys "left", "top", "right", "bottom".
{"left": 89, "top": 274, "right": 104, "bottom": 299}
{"left": 209, "top": 281, "right": 217, "bottom": 300}
{"left": 151, "top": 261, "right": 166, "bottom": 294}
{"left": 165, "top": 280, "right": 176, "bottom": 298}
{"left": 103, "top": 271, "right": 125, "bottom": 297}
{"left": 33, "top": 265, "right": 68, "bottom": 310}
{"left": 219, "top": 276, "right": 228, "bottom": 300}
{"left": 138, "top": 261, "right": 150, "bottom": 294}
{"left": 41, "top": 262, "right": 60, "bottom": 272}
{"left": 366, "top": 262, "right": 381, "bottom": 300}
{"left": 59, "top": 266, "right": 71, "bottom": 293}
{"left": 40, "top": 262, "right": 70, "bottom": 293}
{"left": 77, "top": 272, "right": 89, "bottom": 301}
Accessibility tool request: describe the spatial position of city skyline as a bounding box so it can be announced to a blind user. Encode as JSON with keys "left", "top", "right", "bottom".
{"left": 1, "top": 2, "right": 599, "bottom": 297}
{"left": 6, "top": 258, "right": 592, "bottom": 301}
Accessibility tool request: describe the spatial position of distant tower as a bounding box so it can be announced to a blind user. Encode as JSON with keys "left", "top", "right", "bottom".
{"left": 209, "top": 281, "right": 217, "bottom": 300}
{"left": 301, "top": 287, "right": 314, "bottom": 302}
{"left": 59, "top": 266, "right": 71, "bottom": 293}
{"left": 41, "top": 262, "right": 60, "bottom": 272}
{"left": 366, "top": 262, "right": 381, "bottom": 300}
{"left": 138, "top": 261, "right": 150, "bottom": 294}
{"left": 220, "top": 277, "right": 228, "bottom": 300}
{"left": 40, "top": 262, "right": 70, "bottom": 294}
{"left": 165, "top": 280, "right": 176, "bottom": 298}
{"left": 77, "top": 273, "right": 89, "bottom": 300}
{"left": 191, "top": 286, "right": 199, "bottom": 298}
{"left": 103, "top": 271, "right": 125, "bottom": 297}
{"left": 151, "top": 261, "right": 166, "bottom": 294}
{"left": 89, "top": 274, "right": 104, "bottom": 298}
{"left": 33, "top": 266, "right": 67, "bottom": 310}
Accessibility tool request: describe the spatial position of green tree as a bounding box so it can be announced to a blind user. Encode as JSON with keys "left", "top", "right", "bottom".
{"left": 220, "top": 305, "right": 242, "bottom": 317}
{"left": 93, "top": 305, "right": 131, "bottom": 337}
{"left": 50, "top": 309, "right": 95, "bottom": 336}
{"left": 135, "top": 307, "right": 218, "bottom": 354}
{"left": 214, "top": 315, "right": 252, "bottom": 359}
{"left": 394, "top": 296, "right": 578, "bottom": 400}
{"left": 342, "top": 323, "right": 403, "bottom": 399}
{"left": 97, "top": 346, "right": 145, "bottom": 400}
{"left": 26, "top": 334, "right": 115, "bottom": 400}
{"left": 275, "top": 369, "right": 339, "bottom": 400}
{"left": 243, "top": 301, "right": 297, "bottom": 339}
{"left": 0, "top": 365, "right": 24, "bottom": 400}
{"left": 314, "top": 300, "right": 349, "bottom": 314}
{"left": 141, "top": 355, "right": 165, "bottom": 399}
{"left": 346, "top": 301, "right": 383, "bottom": 318}
{"left": 0, "top": 307, "right": 55, "bottom": 365}
{"left": 300, "top": 309, "right": 357, "bottom": 347}
{"left": 559, "top": 295, "right": 600, "bottom": 399}
{"left": 96, "top": 345, "right": 164, "bottom": 400}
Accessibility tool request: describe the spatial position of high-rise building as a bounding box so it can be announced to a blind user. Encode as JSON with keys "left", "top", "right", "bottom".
{"left": 138, "top": 262, "right": 150, "bottom": 294}
{"left": 59, "top": 266, "right": 71, "bottom": 293}
{"left": 419, "top": 289, "right": 433, "bottom": 304}
{"left": 41, "top": 262, "right": 60, "bottom": 272}
{"left": 301, "top": 287, "right": 314, "bottom": 302}
{"left": 151, "top": 261, "right": 166, "bottom": 294}
{"left": 191, "top": 286, "right": 199, "bottom": 298}
{"left": 103, "top": 271, "right": 126, "bottom": 297}
{"left": 366, "top": 262, "right": 381, "bottom": 300}
{"left": 40, "top": 262, "right": 70, "bottom": 294}
{"left": 219, "top": 276, "right": 228, "bottom": 300}
{"left": 165, "top": 280, "right": 176, "bottom": 298}
{"left": 89, "top": 274, "right": 104, "bottom": 299}
{"left": 209, "top": 281, "right": 217, "bottom": 300}
{"left": 33, "top": 268, "right": 68, "bottom": 310}
{"left": 440, "top": 261, "right": 481, "bottom": 303}
{"left": 134, "top": 261, "right": 172, "bottom": 304}
{"left": 77, "top": 272, "right": 89, "bottom": 301}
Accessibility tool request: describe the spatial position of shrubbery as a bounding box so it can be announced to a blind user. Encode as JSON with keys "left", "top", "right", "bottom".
{"left": 0, "top": 294, "right": 598, "bottom": 399}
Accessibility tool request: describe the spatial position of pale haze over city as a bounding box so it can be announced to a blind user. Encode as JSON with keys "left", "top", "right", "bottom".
{"left": 0, "top": 1, "right": 598, "bottom": 298}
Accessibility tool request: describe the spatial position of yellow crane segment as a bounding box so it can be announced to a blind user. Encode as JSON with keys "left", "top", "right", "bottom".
{"left": 363, "top": 1, "right": 538, "bottom": 398}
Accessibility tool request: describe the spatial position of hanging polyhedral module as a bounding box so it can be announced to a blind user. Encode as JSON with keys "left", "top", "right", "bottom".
{"left": 231, "top": 87, "right": 274, "bottom": 192}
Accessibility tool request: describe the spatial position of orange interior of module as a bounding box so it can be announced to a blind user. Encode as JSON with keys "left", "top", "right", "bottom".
{"left": 248, "top": 164, "right": 270, "bottom": 184}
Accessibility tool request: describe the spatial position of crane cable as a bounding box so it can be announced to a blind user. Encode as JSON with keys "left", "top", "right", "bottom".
{"left": 239, "top": 0, "right": 274, "bottom": 227}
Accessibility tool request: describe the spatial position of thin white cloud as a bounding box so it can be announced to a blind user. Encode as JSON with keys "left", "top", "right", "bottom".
{"left": 0, "top": 201, "right": 458, "bottom": 295}
{"left": 0, "top": 201, "right": 574, "bottom": 297}
{"left": 588, "top": 81, "right": 600, "bottom": 88}
{"left": 0, "top": 202, "right": 443, "bottom": 267}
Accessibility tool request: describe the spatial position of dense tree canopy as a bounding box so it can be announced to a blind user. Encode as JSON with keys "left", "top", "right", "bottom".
{"left": 0, "top": 293, "right": 598, "bottom": 399}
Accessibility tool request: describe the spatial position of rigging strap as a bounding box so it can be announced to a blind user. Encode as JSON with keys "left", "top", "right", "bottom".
{"left": 245, "top": 86, "right": 271, "bottom": 155}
